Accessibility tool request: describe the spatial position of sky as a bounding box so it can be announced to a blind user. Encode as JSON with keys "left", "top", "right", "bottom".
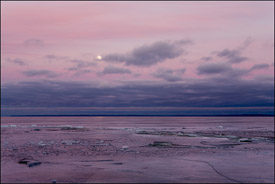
{"left": 1, "top": 1, "right": 274, "bottom": 116}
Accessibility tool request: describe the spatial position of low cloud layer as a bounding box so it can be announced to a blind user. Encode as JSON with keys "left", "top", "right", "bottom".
{"left": 2, "top": 77, "right": 273, "bottom": 111}
{"left": 103, "top": 39, "right": 191, "bottom": 67}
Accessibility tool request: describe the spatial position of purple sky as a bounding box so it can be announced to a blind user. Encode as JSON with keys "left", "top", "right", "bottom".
{"left": 1, "top": 1, "right": 274, "bottom": 116}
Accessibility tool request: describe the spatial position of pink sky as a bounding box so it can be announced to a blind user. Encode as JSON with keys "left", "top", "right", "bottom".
{"left": 1, "top": 1, "right": 274, "bottom": 84}
{"left": 1, "top": 1, "right": 274, "bottom": 116}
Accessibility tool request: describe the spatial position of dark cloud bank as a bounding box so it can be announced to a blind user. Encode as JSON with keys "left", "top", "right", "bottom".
{"left": 1, "top": 77, "right": 274, "bottom": 116}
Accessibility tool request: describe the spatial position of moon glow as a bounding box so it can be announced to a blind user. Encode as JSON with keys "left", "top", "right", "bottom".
{"left": 97, "top": 55, "right": 102, "bottom": 60}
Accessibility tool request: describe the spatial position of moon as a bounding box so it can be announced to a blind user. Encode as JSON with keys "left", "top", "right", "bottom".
{"left": 97, "top": 55, "right": 102, "bottom": 60}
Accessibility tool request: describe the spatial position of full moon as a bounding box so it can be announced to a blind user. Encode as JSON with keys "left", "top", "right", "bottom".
{"left": 97, "top": 55, "right": 102, "bottom": 60}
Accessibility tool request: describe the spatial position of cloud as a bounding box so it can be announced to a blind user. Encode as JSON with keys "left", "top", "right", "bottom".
{"left": 177, "top": 69, "right": 187, "bottom": 74}
{"left": 24, "top": 39, "right": 45, "bottom": 47}
{"left": 214, "top": 38, "right": 252, "bottom": 63}
{"left": 69, "top": 59, "right": 97, "bottom": 69}
{"left": 153, "top": 68, "right": 185, "bottom": 82}
{"left": 198, "top": 41, "right": 266, "bottom": 78}
{"left": 74, "top": 69, "right": 92, "bottom": 76}
{"left": 197, "top": 62, "right": 252, "bottom": 79}
{"left": 201, "top": 57, "right": 212, "bottom": 61}
{"left": 103, "top": 39, "right": 191, "bottom": 67}
{"left": 197, "top": 63, "right": 232, "bottom": 75}
{"left": 238, "top": 37, "right": 254, "bottom": 51}
{"left": 44, "top": 54, "right": 67, "bottom": 61}
{"left": 250, "top": 64, "right": 270, "bottom": 71}
{"left": 99, "top": 66, "right": 132, "bottom": 75}
{"left": 67, "top": 59, "right": 97, "bottom": 75}
{"left": 216, "top": 49, "right": 248, "bottom": 63}
{"left": 22, "top": 70, "right": 59, "bottom": 78}
{"left": 6, "top": 58, "right": 26, "bottom": 66}
{"left": 202, "top": 39, "right": 252, "bottom": 64}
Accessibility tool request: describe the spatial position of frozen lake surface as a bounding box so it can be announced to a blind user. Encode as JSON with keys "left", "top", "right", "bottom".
{"left": 1, "top": 116, "right": 274, "bottom": 183}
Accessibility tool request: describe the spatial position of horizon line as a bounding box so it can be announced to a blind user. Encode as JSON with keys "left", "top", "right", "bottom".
{"left": 2, "top": 114, "right": 274, "bottom": 117}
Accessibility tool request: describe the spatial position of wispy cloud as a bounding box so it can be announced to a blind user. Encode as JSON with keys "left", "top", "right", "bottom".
{"left": 99, "top": 65, "right": 132, "bottom": 75}
{"left": 250, "top": 64, "right": 270, "bottom": 71}
{"left": 201, "top": 57, "right": 212, "bottom": 61}
{"left": 196, "top": 62, "right": 253, "bottom": 79}
{"left": 24, "top": 39, "right": 45, "bottom": 47}
{"left": 153, "top": 68, "right": 185, "bottom": 82}
{"left": 66, "top": 59, "right": 97, "bottom": 76}
{"left": 73, "top": 69, "right": 92, "bottom": 76}
{"left": 68, "top": 59, "right": 97, "bottom": 69}
{"left": 215, "top": 49, "right": 248, "bottom": 64}
{"left": 22, "top": 70, "right": 59, "bottom": 78}
{"left": 44, "top": 54, "right": 68, "bottom": 61}
{"left": 6, "top": 58, "right": 26, "bottom": 66}
{"left": 202, "top": 39, "right": 252, "bottom": 64}
{"left": 238, "top": 37, "right": 254, "bottom": 51}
